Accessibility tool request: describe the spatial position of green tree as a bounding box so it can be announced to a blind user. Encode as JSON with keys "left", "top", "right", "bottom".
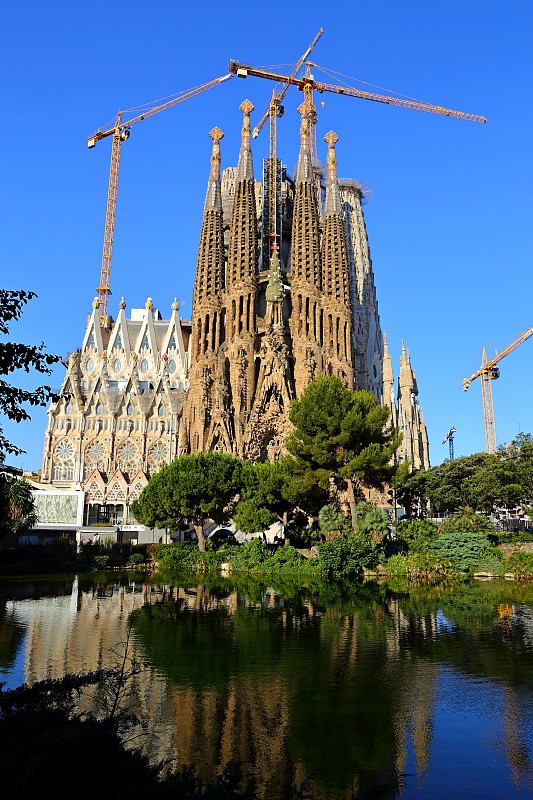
{"left": 0, "top": 290, "right": 61, "bottom": 458}
{"left": 499, "top": 432, "right": 533, "bottom": 507}
{"left": 131, "top": 452, "right": 242, "bottom": 551}
{"left": 286, "top": 377, "right": 401, "bottom": 528}
{"left": 0, "top": 474, "right": 38, "bottom": 541}
{"left": 318, "top": 503, "right": 350, "bottom": 536}
{"left": 398, "top": 451, "right": 525, "bottom": 515}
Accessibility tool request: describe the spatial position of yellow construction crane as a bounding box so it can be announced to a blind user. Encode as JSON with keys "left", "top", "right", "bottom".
{"left": 228, "top": 59, "right": 487, "bottom": 126}
{"left": 248, "top": 28, "right": 324, "bottom": 261}
{"left": 229, "top": 47, "right": 486, "bottom": 262}
{"left": 87, "top": 72, "right": 234, "bottom": 325}
{"left": 462, "top": 325, "right": 533, "bottom": 453}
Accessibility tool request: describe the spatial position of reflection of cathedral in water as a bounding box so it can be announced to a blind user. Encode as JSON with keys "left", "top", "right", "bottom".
{"left": 5, "top": 580, "right": 533, "bottom": 798}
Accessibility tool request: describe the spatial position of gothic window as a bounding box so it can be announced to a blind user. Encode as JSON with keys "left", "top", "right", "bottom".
{"left": 148, "top": 442, "right": 168, "bottom": 475}
{"left": 84, "top": 441, "right": 105, "bottom": 480}
{"left": 87, "top": 358, "right": 94, "bottom": 372}
{"left": 127, "top": 403, "right": 134, "bottom": 416}
{"left": 168, "top": 359, "right": 176, "bottom": 374}
{"left": 96, "top": 403, "right": 103, "bottom": 415}
{"left": 65, "top": 402, "right": 72, "bottom": 414}
{"left": 87, "top": 483, "right": 103, "bottom": 501}
{"left": 140, "top": 358, "right": 149, "bottom": 373}
{"left": 130, "top": 481, "right": 144, "bottom": 500}
{"left": 142, "top": 334, "right": 149, "bottom": 349}
{"left": 113, "top": 358, "right": 122, "bottom": 372}
{"left": 52, "top": 439, "right": 75, "bottom": 482}
{"left": 106, "top": 482, "right": 125, "bottom": 501}
{"left": 88, "top": 334, "right": 95, "bottom": 348}
{"left": 169, "top": 335, "right": 177, "bottom": 350}
{"left": 115, "top": 333, "right": 123, "bottom": 348}
{"left": 116, "top": 441, "right": 138, "bottom": 477}
{"left": 157, "top": 403, "right": 165, "bottom": 417}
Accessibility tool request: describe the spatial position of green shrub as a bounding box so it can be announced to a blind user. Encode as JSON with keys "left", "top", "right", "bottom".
{"left": 155, "top": 542, "right": 202, "bottom": 571}
{"left": 490, "top": 530, "right": 533, "bottom": 544}
{"left": 93, "top": 555, "right": 110, "bottom": 569}
{"left": 505, "top": 551, "right": 533, "bottom": 580}
{"left": 285, "top": 527, "right": 314, "bottom": 548}
{"left": 229, "top": 538, "right": 269, "bottom": 572}
{"left": 315, "top": 534, "right": 378, "bottom": 580}
{"left": 355, "top": 506, "right": 390, "bottom": 544}
{"left": 474, "top": 555, "right": 505, "bottom": 576}
{"left": 430, "top": 531, "right": 497, "bottom": 572}
{"left": 127, "top": 553, "right": 145, "bottom": 566}
{"left": 384, "top": 551, "right": 454, "bottom": 582}
{"left": 396, "top": 518, "right": 438, "bottom": 551}
{"left": 439, "top": 508, "right": 494, "bottom": 536}
{"left": 264, "top": 544, "right": 312, "bottom": 574}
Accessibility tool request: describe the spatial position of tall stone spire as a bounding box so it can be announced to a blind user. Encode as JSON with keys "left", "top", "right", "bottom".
{"left": 237, "top": 99, "right": 254, "bottom": 181}
{"left": 289, "top": 103, "right": 323, "bottom": 395}
{"left": 397, "top": 341, "right": 430, "bottom": 469}
{"left": 184, "top": 127, "right": 227, "bottom": 454}
{"left": 204, "top": 126, "right": 223, "bottom": 212}
{"left": 382, "top": 333, "right": 397, "bottom": 428}
{"left": 226, "top": 101, "right": 259, "bottom": 454}
{"left": 320, "top": 131, "right": 354, "bottom": 387}
{"left": 339, "top": 178, "right": 382, "bottom": 396}
{"left": 294, "top": 103, "right": 314, "bottom": 184}
{"left": 324, "top": 131, "right": 342, "bottom": 216}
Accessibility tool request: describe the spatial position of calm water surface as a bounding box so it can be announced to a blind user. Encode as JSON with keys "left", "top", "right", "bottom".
{"left": 1, "top": 571, "right": 532, "bottom": 799}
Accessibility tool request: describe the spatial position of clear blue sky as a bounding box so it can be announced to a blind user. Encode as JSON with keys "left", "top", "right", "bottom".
{"left": 2, "top": 0, "right": 532, "bottom": 472}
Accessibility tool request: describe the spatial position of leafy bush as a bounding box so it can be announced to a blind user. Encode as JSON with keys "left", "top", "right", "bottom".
{"left": 127, "top": 553, "right": 145, "bottom": 566}
{"left": 474, "top": 555, "right": 505, "bottom": 576}
{"left": 430, "top": 532, "right": 497, "bottom": 572}
{"left": 489, "top": 530, "right": 533, "bottom": 544}
{"left": 315, "top": 533, "right": 378, "bottom": 580}
{"left": 228, "top": 538, "right": 270, "bottom": 572}
{"left": 396, "top": 518, "right": 438, "bottom": 552}
{"left": 264, "top": 544, "right": 312, "bottom": 575}
{"left": 93, "top": 555, "right": 110, "bottom": 569}
{"left": 505, "top": 551, "right": 533, "bottom": 580}
{"left": 155, "top": 542, "right": 204, "bottom": 571}
{"left": 355, "top": 506, "right": 390, "bottom": 544}
{"left": 384, "top": 552, "right": 454, "bottom": 582}
{"left": 439, "top": 507, "right": 494, "bottom": 536}
{"left": 285, "top": 526, "right": 315, "bottom": 548}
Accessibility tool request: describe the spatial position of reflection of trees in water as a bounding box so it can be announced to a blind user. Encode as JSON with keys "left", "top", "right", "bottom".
{"left": 3, "top": 575, "right": 533, "bottom": 798}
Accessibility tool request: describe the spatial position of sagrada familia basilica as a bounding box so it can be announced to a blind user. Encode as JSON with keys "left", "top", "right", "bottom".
{"left": 40, "top": 100, "right": 429, "bottom": 526}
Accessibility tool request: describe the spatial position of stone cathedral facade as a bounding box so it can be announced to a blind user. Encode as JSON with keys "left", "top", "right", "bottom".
{"left": 40, "top": 100, "right": 429, "bottom": 525}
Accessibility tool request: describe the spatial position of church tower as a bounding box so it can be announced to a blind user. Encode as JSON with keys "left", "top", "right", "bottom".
{"left": 396, "top": 341, "right": 430, "bottom": 470}
{"left": 182, "top": 127, "right": 229, "bottom": 454}
{"left": 339, "top": 179, "right": 382, "bottom": 397}
{"left": 289, "top": 104, "right": 324, "bottom": 396}
{"left": 225, "top": 101, "right": 259, "bottom": 455}
{"left": 320, "top": 130, "right": 354, "bottom": 387}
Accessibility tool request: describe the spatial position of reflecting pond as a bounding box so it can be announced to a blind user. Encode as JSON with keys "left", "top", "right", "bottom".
{"left": 1, "top": 571, "right": 533, "bottom": 799}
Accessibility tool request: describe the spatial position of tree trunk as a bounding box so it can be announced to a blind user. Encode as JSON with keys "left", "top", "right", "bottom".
{"left": 194, "top": 522, "right": 206, "bottom": 552}
{"left": 347, "top": 477, "right": 357, "bottom": 531}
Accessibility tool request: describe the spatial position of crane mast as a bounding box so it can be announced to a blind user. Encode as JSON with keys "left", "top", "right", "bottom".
{"left": 442, "top": 426, "right": 457, "bottom": 460}
{"left": 463, "top": 324, "right": 533, "bottom": 453}
{"left": 88, "top": 72, "right": 234, "bottom": 325}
